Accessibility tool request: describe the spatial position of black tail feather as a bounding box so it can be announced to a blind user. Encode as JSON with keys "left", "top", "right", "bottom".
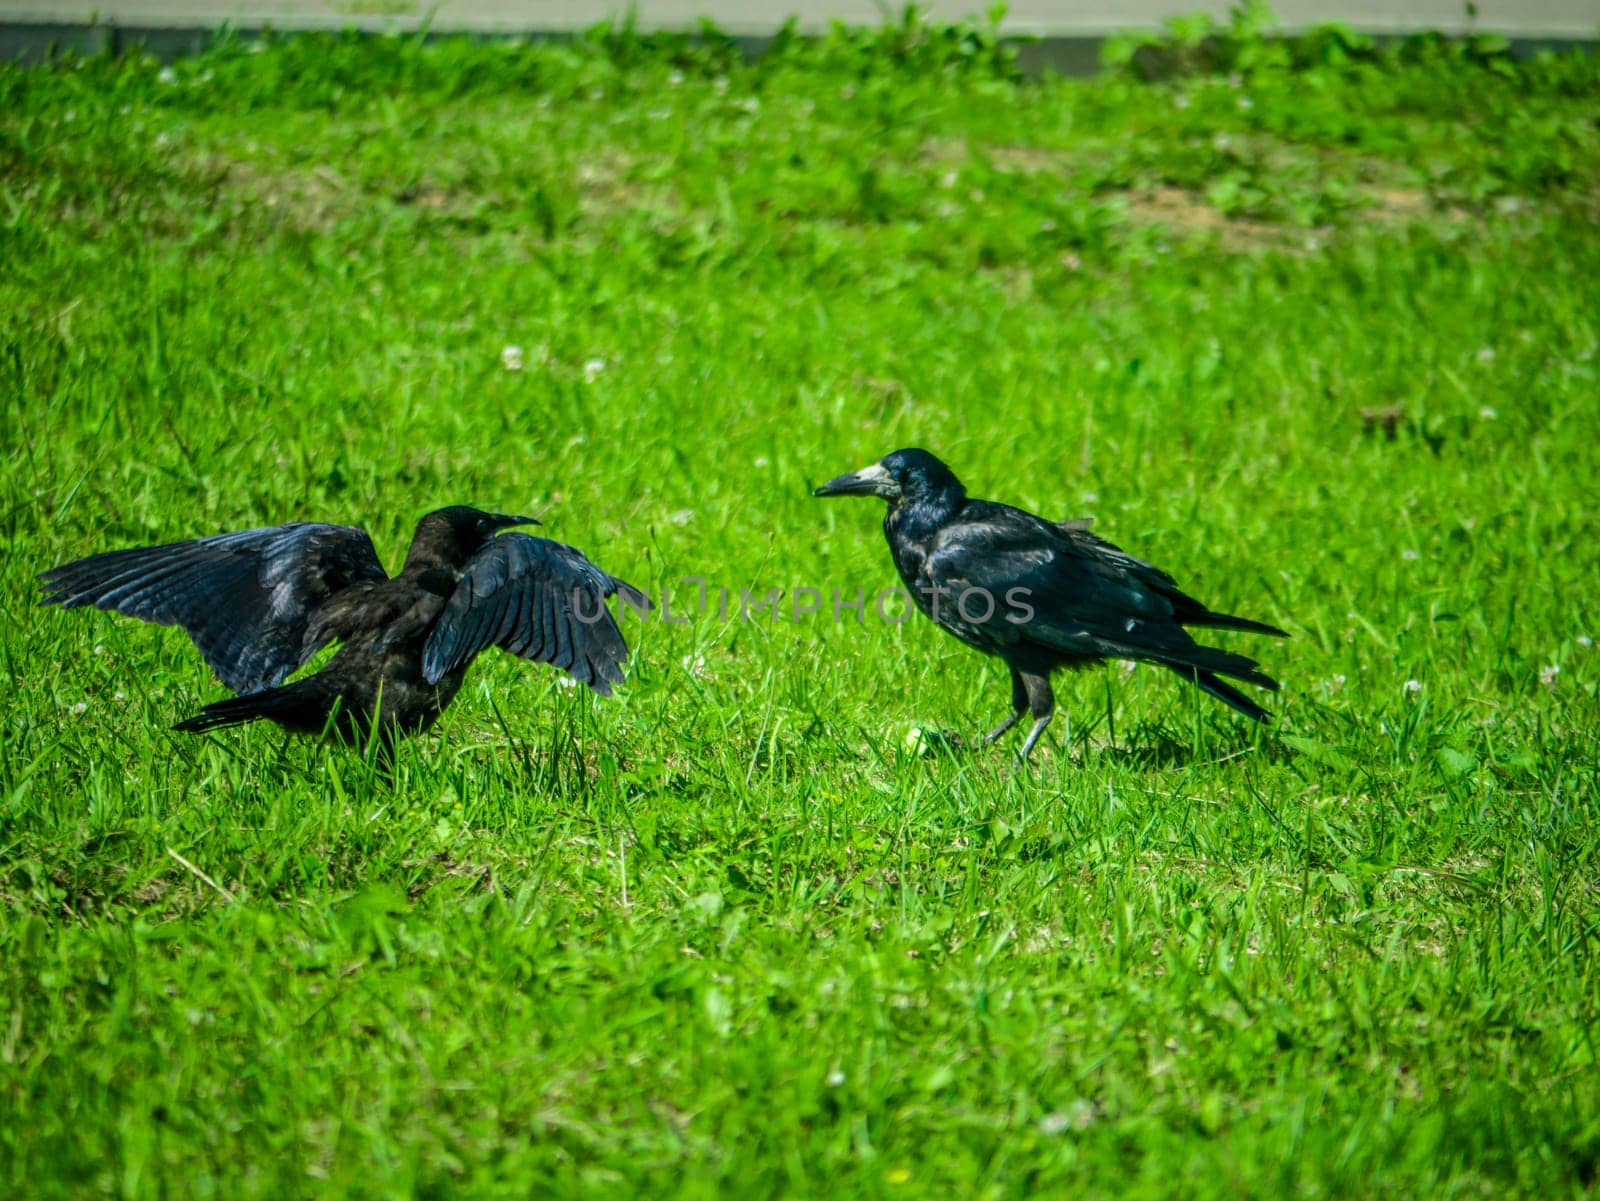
{"left": 1180, "top": 608, "right": 1289, "bottom": 639}
{"left": 1172, "top": 666, "right": 1273, "bottom": 723}
{"left": 174, "top": 687, "right": 304, "bottom": 734}
{"left": 1161, "top": 643, "right": 1279, "bottom": 693}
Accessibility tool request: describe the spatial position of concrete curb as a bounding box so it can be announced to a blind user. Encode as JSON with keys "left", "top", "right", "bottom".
{"left": 1, "top": 7, "right": 1592, "bottom": 73}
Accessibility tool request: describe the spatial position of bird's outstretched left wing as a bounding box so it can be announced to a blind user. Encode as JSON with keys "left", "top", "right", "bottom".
{"left": 39, "top": 523, "right": 388, "bottom": 694}
{"left": 422, "top": 534, "right": 647, "bottom": 695}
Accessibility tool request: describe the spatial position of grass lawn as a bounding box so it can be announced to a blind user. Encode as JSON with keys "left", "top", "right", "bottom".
{"left": 2, "top": 17, "right": 1598, "bottom": 1198}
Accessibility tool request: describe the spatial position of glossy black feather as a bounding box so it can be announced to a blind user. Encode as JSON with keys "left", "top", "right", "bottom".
{"left": 816, "top": 448, "right": 1287, "bottom": 758}
{"left": 912, "top": 501, "right": 1284, "bottom": 700}
{"left": 38, "top": 524, "right": 386, "bottom": 694}
{"left": 421, "top": 533, "right": 646, "bottom": 696}
{"left": 42, "top": 507, "right": 642, "bottom": 746}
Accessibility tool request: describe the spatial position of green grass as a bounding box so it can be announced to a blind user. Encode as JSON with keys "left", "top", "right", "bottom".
{"left": 3, "top": 17, "right": 1599, "bottom": 1198}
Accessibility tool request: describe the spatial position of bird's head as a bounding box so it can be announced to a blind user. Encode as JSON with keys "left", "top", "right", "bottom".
{"left": 408, "top": 506, "right": 541, "bottom": 569}
{"left": 813, "top": 448, "right": 965, "bottom": 508}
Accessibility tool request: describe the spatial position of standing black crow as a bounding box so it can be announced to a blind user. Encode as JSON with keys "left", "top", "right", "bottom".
{"left": 40, "top": 506, "right": 646, "bottom": 747}
{"left": 814, "top": 449, "right": 1286, "bottom": 761}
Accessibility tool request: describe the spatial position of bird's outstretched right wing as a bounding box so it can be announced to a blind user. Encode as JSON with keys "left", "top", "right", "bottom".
{"left": 39, "top": 523, "right": 388, "bottom": 694}
{"left": 422, "top": 533, "right": 647, "bottom": 695}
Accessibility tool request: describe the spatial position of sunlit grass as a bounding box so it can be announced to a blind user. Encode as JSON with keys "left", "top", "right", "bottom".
{"left": 2, "top": 22, "right": 1598, "bottom": 1199}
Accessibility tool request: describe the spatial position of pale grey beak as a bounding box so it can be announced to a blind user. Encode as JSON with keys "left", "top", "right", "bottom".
{"left": 813, "top": 462, "right": 897, "bottom": 499}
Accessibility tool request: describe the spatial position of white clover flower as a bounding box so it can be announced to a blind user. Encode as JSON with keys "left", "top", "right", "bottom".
{"left": 667, "top": 509, "right": 694, "bottom": 526}
{"left": 680, "top": 654, "right": 707, "bottom": 678}
{"left": 1577, "top": 635, "right": 1592, "bottom": 648}
{"left": 71, "top": 701, "right": 88, "bottom": 715}
{"left": 1237, "top": 96, "right": 1253, "bottom": 111}
{"left": 1402, "top": 549, "right": 1419, "bottom": 561}
{"left": 500, "top": 345, "right": 524, "bottom": 372}
{"left": 157, "top": 66, "right": 177, "bottom": 84}
{"left": 1475, "top": 347, "right": 1496, "bottom": 364}
{"left": 582, "top": 357, "right": 606, "bottom": 382}
{"left": 114, "top": 692, "right": 126, "bottom": 702}
{"left": 1478, "top": 406, "right": 1498, "bottom": 420}
{"left": 753, "top": 456, "right": 770, "bottom": 468}
{"left": 1539, "top": 664, "right": 1559, "bottom": 689}
{"left": 1039, "top": 1100, "right": 1095, "bottom": 1133}
{"left": 667, "top": 70, "right": 684, "bottom": 86}
{"left": 826, "top": 1069, "right": 845, "bottom": 1086}
{"left": 1326, "top": 674, "right": 1346, "bottom": 694}
{"left": 1403, "top": 679, "right": 1422, "bottom": 695}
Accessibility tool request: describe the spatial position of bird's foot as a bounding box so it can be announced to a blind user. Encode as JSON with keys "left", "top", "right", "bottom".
{"left": 1014, "top": 715, "right": 1053, "bottom": 764}
{"left": 982, "top": 712, "right": 1023, "bottom": 746}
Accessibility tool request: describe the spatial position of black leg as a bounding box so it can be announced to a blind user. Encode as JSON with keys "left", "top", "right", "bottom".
{"left": 1015, "top": 671, "right": 1056, "bottom": 763}
{"left": 983, "top": 667, "right": 1030, "bottom": 746}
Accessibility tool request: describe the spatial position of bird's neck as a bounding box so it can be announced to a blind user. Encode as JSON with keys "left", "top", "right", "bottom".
{"left": 888, "top": 486, "right": 965, "bottom": 538}
{"left": 401, "top": 530, "right": 472, "bottom": 574}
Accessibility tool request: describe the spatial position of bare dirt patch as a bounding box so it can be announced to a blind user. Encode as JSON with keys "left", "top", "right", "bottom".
{"left": 924, "top": 135, "right": 1491, "bottom": 251}
{"left": 202, "top": 147, "right": 673, "bottom": 237}
{"left": 1119, "top": 180, "right": 1472, "bottom": 249}
{"left": 573, "top": 149, "right": 677, "bottom": 221}
{"left": 200, "top": 156, "right": 359, "bottom": 233}
{"left": 1123, "top": 185, "right": 1293, "bottom": 250}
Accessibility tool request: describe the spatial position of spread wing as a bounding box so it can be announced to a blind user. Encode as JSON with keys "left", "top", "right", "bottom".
{"left": 39, "top": 523, "right": 388, "bottom": 694}
{"left": 422, "top": 533, "right": 647, "bottom": 695}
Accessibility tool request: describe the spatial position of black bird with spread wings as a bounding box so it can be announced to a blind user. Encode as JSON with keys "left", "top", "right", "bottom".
{"left": 40, "top": 506, "right": 646, "bottom": 745}
{"left": 815, "top": 449, "right": 1286, "bottom": 761}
